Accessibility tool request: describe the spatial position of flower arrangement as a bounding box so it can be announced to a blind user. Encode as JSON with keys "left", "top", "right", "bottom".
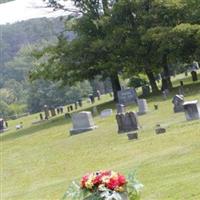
{"left": 63, "top": 170, "right": 143, "bottom": 200}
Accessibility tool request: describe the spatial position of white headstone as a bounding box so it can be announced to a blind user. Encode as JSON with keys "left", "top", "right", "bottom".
{"left": 70, "top": 111, "right": 97, "bottom": 135}
{"left": 183, "top": 100, "right": 200, "bottom": 121}
{"left": 138, "top": 99, "right": 148, "bottom": 115}
{"left": 100, "top": 109, "right": 113, "bottom": 117}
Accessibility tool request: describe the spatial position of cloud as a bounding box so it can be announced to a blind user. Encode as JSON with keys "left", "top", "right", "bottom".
{"left": 0, "top": 0, "right": 74, "bottom": 25}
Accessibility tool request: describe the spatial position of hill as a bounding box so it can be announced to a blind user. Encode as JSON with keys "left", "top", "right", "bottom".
{"left": 1, "top": 73, "right": 200, "bottom": 200}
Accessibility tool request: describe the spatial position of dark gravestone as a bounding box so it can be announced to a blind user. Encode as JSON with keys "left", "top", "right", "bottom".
{"left": 67, "top": 106, "right": 70, "bottom": 112}
{"left": 127, "top": 132, "right": 138, "bottom": 140}
{"left": 5, "top": 121, "right": 8, "bottom": 128}
{"left": 44, "top": 105, "right": 49, "bottom": 120}
{"left": 50, "top": 108, "right": 56, "bottom": 117}
{"left": 185, "top": 71, "right": 188, "bottom": 76}
{"left": 0, "top": 118, "right": 4, "bottom": 132}
{"left": 78, "top": 99, "right": 83, "bottom": 107}
{"left": 116, "top": 112, "right": 139, "bottom": 133}
{"left": 89, "top": 94, "right": 95, "bottom": 104}
{"left": 74, "top": 102, "right": 78, "bottom": 110}
{"left": 65, "top": 113, "right": 71, "bottom": 119}
{"left": 60, "top": 107, "right": 64, "bottom": 113}
{"left": 155, "top": 124, "right": 166, "bottom": 134}
{"left": 172, "top": 95, "right": 184, "bottom": 113}
{"left": 180, "top": 81, "right": 184, "bottom": 87}
{"left": 39, "top": 113, "right": 43, "bottom": 120}
{"left": 154, "top": 104, "right": 158, "bottom": 110}
{"left": 70, "top": 105, "right": 73, "bottom": 111}
{"left": 117, "top": 88, "right": 138, "bottom": 105}
{"left": 183, "top": 100, "right": 200, "bottom": 121}
{"left": 96, "top": 90, "right": 101, "bottom": 100}
{"left": 142, "top": 85, "right": 150, "bottom": 96}
{"left": 191, "top": 71, "right": 198, "bottom": 81}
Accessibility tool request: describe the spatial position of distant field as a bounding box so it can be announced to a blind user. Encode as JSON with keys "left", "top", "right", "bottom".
{"left": 1, "top": 72, "right": 200, "bottom": 200}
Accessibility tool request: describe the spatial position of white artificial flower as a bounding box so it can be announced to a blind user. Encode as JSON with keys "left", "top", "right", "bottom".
{"left": 100, "top": 190, "right": 123, "bottom": 200}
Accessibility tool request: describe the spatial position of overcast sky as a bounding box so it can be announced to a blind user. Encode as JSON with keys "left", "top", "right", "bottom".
{"left": 0, "top": 0, "right": 74, "bottom": 25}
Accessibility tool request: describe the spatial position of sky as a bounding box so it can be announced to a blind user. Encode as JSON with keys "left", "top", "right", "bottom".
{"left": 0, "top": 0, "right": 74, "bottom": 25}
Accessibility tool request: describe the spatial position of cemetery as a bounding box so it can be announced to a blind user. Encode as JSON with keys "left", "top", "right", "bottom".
{"left": 1, "top": 73, "right": 200, "bottom": 200}
{"left": 0, "top": 0, "right": 200, "bottom": 199}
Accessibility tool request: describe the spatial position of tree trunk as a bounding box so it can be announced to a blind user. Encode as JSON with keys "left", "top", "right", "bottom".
{"left": 161, "top": 55, "right": 173, "bottom": 91}
{"left": 145, "top": 69, "right": 159, "bottom": 93}
{"left": 110, "top": 72, "right": 121, "bottom": 102}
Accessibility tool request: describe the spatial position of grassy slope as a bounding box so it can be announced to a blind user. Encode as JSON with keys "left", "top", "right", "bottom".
{"left": 1, "top": 73, "right": 200, "bottom": 200}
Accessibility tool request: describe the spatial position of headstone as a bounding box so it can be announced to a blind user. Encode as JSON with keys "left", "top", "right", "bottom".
{"left": 64, "top": 113, "right": 71, "bottom": 119}
{"left": 70, "top": 111, "right": 97, "bottom": 135}
{"left": 78, "top": 99, "right": 83, "bottom": 107}
{"left": 5, "top": 121, "right": 8, "bottom": 128}
{"left": 127, "top": 132, "right": 138, "bottom": 140}
{"left": 60, "top": 107, "right": 64, "bottom": 113}
{"left": 138, "top": 99, "right": 148, "bottom": 115}
{"left": 50, "top": 108, "right": 56, "bottom": 117}
{"left": 172, "top": 95, "right": 184, "bottom": 113}
{"left": 67, "top": 106, "right": 70, "bottom": 112}
{"left": 70, "top": 105, "right": 73, "bottom": 111}
{"left": 183, "top": 100, "right": 200, "bottom": 121}
{"left": 100, "top": 109, "right": 113, "bottom": 117}
{"left": 116, "top": 104, "right": 126, "bottom": 114}
{"left": 117, "top": 88, "right": 138, "bottom": 105}
{"left": 89, "top": 94, "right": 95, "bottom": 104}
{"left": 155, "top": 124, "right": 166, "bottom": 134}
{"left": 162, "top": 89, "right": 169, "bottom": 100}
{"left": 191, "top": 70, "right": 198, "bottom": 82}
{"left": 44, "top": 105, "right": 49, "bottom": 120}
{"left": 57, "top": 107, "right": 60, "bottom": 114}
{"left": 74, "top": 102, "right": 78, "bottom": 110}
{"left": 96, "top": 90, "right": 101, "bottom": 100}
{"left": 116, "top": 112, "right": 139, "bottom": 133}
{"left": 154, "top": 104, "right": 158, "bottom": 110}
{"left": 39, "top": 113, "right": 43, "bottom": 120}
{"left": 87, "top": 98, "right": 92, "bottom": 104}
{"left": 180, "top": 81, "right": 184, "bottom": 87}
{"left": 142, "top": 85, "right": 150, "bottom": 96}
{"left": 185, "top": 71, "right": 188, "bottom": 76}
{"left": 92, "top": 106, "right": 98, "bottom": 116}
{"left": 0, "top": 118, "right": 4, "bottom": 132}
{"left": 16, "top": 125, "right": 21, "bottom": 130}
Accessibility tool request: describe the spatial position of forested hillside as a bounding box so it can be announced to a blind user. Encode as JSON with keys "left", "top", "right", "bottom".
{"left": 0, "top": 17, "right": 97, "bottom": 117}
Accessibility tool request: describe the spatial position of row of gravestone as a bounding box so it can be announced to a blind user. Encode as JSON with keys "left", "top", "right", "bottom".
{"left": 42, "top": 105, "right": 64, "bottom": 120}
{"left": 69, "top": 98, "right": 200, "bottom": 137}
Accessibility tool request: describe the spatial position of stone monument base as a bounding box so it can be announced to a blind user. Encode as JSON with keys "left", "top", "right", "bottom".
{"left": 70, "top": 126, "right": 97, "bottom": 135}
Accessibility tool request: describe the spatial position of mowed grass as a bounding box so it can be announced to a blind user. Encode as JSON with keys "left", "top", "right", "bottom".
{"left": 1, "top": 72, "right": 200, "bottom": 200}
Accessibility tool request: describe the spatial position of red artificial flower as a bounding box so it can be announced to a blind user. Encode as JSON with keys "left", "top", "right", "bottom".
{"left": 117, "top": 174, "right": 126, "bottom": 186}
{"left": 92, "top": 174, "right": 102, "bottom": 185}
{"left": 106, "top": 177, "right": 119, "bottom": 190}
{"left": 81, "top": 174, "right": 89, "bottom": 188}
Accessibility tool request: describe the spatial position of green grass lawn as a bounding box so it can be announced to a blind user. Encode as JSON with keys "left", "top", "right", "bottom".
{"left": 1, "top": 72, "right": 200, "bottom": 200}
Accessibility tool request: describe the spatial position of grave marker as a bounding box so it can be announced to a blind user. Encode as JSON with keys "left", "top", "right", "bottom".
{"left": 70, "top": 111, "right": 97, "bottom": 135}
{"left": 117, "top": 88, "right": 138, "bottom": 105}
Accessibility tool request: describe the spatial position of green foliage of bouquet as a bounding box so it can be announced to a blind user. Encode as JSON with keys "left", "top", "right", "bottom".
{"left": 62, "top": 170, "right": 143, "bottom": 200}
